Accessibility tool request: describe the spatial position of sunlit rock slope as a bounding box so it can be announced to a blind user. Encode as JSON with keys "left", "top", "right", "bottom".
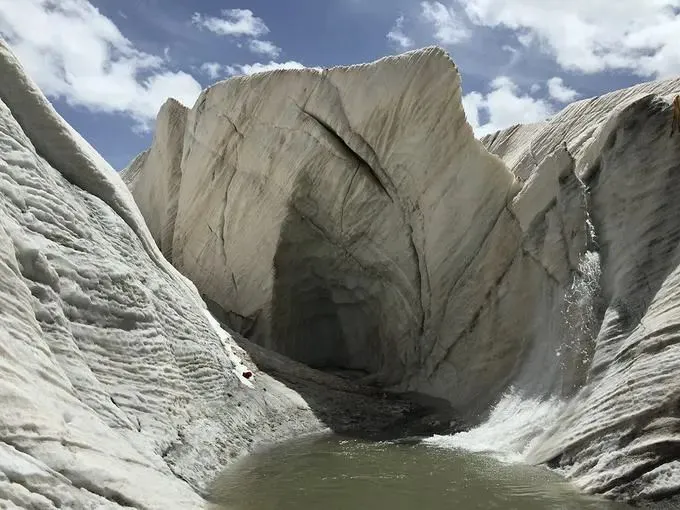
{"left": 125, "top": 42, "right": 680, "bottom": 505}
{"left": 489, "top": 86, "right": 680, "bottom": 503}
{"left": 0, "top": 38, "right": 336, "bottom": 509}
{"left": 124, "top": 47, "right": 585, "bottom": 418}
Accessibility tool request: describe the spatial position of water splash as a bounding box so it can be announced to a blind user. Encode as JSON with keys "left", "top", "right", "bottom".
{"left": 425, "top": 251, "right": 602, "bottom": 463}
{"left": 423, "top": 390, "right": 566, "bottom": 463}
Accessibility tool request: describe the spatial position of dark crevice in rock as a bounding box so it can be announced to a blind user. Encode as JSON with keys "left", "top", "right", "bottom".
{"left": 288, "top": 83, "right": 429, "bottom": 380}
{"left": 59, "top": 471, "right": 140, "bottom": 509}
{"left": 220, "top": 112, "right": 244, "bottom": 138}
{"left": 270, "top": 216, "right": 374, "bottom": 371}
{"left": 287, "top": 195, "right": 380, "bottom": 277}
{"left": 217, "top": 157, "right": 236, "bottom": 277}
{"left": 408, "top": 224, "right": 427, "bottom": 337}
{"left": 295, "top": 103, "right": 392, "bottom": 199}
{"left": 520, "top": 246, "right": 561, "bottom": 286}
{"left": 294, "top": 77, "right": 430, "bottom": 341}
{"left": 339, "top": 163, "right": 360, "bottom": 236}
{"left": 311, "top": 74, "right": 401, "bottom": 201}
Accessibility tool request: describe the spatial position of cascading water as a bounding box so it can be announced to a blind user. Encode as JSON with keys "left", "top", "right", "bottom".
{"left": 556, "top": 250, "right": 602, "bottom": 396}
{"left": 424, "top": 247, "right": 602, "bottom": 463}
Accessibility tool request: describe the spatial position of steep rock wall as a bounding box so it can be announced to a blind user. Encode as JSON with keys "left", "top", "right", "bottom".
{"left": 123, "top": 99, "right": 187, "bottom": 259}
{"left": 481, "top": 70, "right": 680, "bottom": 502}
{"left": 124, "top": 48, "right": 590, "bottom": 416}
{"left": 125, "top": 43, "right": 680, "bottom": 505}
{"left": 526, "top": 94, "right": 680, "bottom": 502}
{"left": 475, "top": 64, "right": 680, "bottom": 502}
{"left": 0, "top": 38, "right": 332, "bottom": 509}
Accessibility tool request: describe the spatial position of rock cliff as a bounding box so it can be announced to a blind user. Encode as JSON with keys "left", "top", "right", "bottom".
{"left": 124, "top": 45, "right": 680, "bottom": 505}
{"left": 0, "top": 39, "right": 454, "bottom": 509}
{"left": 0, "top": 37, "right": 326, "bottom": 509}
{"left": 490, "top": 90, "right": 680, "bottom": 502}
{"left": 124, "top": 47, "right": 603, "bottom": 418}
{"left": 124, "top": 47, "right": 556, "bottom": 416}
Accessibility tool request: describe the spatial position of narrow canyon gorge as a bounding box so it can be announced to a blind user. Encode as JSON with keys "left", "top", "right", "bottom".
{"left": 2, "top": 36, "right": 680, "bottom": 508}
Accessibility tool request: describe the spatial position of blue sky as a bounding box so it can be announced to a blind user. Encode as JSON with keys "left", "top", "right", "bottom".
{"left": 1, "top": 0, "right": 679, "bottom": 169}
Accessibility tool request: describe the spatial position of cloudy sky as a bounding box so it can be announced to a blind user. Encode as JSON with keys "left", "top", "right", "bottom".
{"left": 1, "top": 0, "right": 679, "bottom": 169}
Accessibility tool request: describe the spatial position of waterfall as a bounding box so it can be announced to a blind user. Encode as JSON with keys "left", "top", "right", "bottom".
{"left": 556, "top": 250, "right": 602, "bottom": 395}
{"left": 424, "top": 250, "right": 602, "bottom": 463}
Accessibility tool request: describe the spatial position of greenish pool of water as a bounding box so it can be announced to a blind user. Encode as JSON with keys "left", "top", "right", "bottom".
{"left": 208, "top": 434, "right": 633, "bottom": 510}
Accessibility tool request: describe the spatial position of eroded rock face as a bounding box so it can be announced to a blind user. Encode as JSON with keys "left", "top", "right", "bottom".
{"left": 123, "top": 99, "right": 187, "bottom": 260}
{"left": 0, "top": 39, "right": 330, "bottom": 509}
{"left": 125, "top": 43, "right": 680, "bottom": 505}
{"left": 124, "top": 48, "right": 591, "bottom": 416}
{"left": 484, "top": 85, "right": 680, "bottom": 501}
{"left": 526, "top": 94, "right": 680, "bottom": 502}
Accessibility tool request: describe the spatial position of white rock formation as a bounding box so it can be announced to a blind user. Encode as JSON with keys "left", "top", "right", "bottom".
{"left": 474, "top": 79, "right": 680, "bottom": 503}
{"left": 124, "top": 47, "right": 550, "bottom": 416}
{"left": 4, "top": 24, "right": 680, "bottom": 505}
{"left": 125, "top": 42, "right": 680, "bottom": 505}
{"left": 0, "top": 38, "right": 334, "bottom": 509}
{"left": 497, "top": 91, "right": 680, "bottom": 502}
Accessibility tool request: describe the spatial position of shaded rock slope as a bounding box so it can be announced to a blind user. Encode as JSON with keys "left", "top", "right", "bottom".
{"left": 0, "top": 39, "right": 458, "bottom": 510}
{"left": 124, "top": 47, "right": 546, "bottom": 417}
{"left": 125, "top": 44, "right": 680, "bottom": 505}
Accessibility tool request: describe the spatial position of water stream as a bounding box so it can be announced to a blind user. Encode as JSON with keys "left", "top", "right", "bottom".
{"left": 425, "top": 251, "right": 602, "bottom": 462}
{"left": 208, "top": 434, "right": 631, "bottom": 510}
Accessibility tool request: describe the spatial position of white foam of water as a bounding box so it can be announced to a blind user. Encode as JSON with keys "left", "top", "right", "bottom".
{"left": 424, "top": 390, "right": 566, "bottom": 463}
{"left": 426, "top": 251, "right": 601, "bottom": 464}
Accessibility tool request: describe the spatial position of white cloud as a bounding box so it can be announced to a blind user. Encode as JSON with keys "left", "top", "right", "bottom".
{"left": 200, "top": 62, "right": 223, "bottom": 79}
{"left": 192, "top": 9, "right": 286, "bottom": 60}
{"left": 546, "top": 77, "right": 580, "bottom": 103}
{"left": 460, "top": 0, "right": 680, "bottom": 77}
{"left": 192, "top": 8, "right": 268, "bottom": 38}
{"left": 0, "top": 0, "right": 202, "bottom": 132}
{"left": 462, "top": 91, "right": 483, "bottom": 129}
{"left": 420, "top": 1, "right": 470, "bottom": 45}
{"left": 225, "top": 61, "right": 306, "bottom": 76}
{"left": 248, "top": 39, "right": 281, "bottom": 58}
{"left": 387, "top": 15, "right": 414, "bottom": 49}
{"left": 463, "top": 76, "right": 554, "bottom": 137}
